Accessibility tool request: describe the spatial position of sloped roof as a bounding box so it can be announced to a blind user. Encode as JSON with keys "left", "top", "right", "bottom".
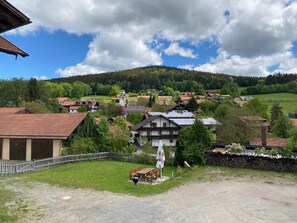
{"left": 131, "top": 115, "right": 181, "bottom": 131}
{"left": 0, "top": 113, "right": 86, "bottom": 139}
{"left": 0, "top": 107, "right": 30, "bottom": 115}
{"left": 0, "top": 0, "right": 31, "bottom": 33}
{"left": 148, "top": 111, "right": 194, "bottom": 119}
{"left": 250, "top": 138, "right": 288, "bottom": 147}
{"left": 0, "top": 35, "right": 28, "bottom": 57}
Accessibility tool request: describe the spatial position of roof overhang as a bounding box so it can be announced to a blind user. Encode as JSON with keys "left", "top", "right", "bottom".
{"left": 0, "top": 0, "right": 31, "bottom": 34}
{"left": 0, "top": 35, "right": 28, "bottom": 57}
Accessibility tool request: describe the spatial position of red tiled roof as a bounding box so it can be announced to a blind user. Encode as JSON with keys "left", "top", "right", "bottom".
{"left": 0, "top": 113, "right": 86, "bottom": 139}
{"left": 56, "top": 97, "right": 69, "bottom": 103}
{"left": 0, "top": 36, "right": 28, "bottom": 57}
{"left": 0, "top": 107, "right": 29, "bottom": 115}
{"left": 250, "top": 138, "right": 288, "bottom": 147}
{"left": 69, "top": 106, "right": 81, "bottom": 110}
{"left": 158, "top": 96, "right": 173, "bottom": 100}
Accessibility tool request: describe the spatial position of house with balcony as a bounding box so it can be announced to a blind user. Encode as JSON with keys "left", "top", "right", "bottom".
{"left": 131, "top": 115, "right": 181, "bottom": 147}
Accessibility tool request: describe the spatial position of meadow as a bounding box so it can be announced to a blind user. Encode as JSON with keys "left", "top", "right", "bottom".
{"left": 252, "top": 93, "right": 297, "bottom": 115}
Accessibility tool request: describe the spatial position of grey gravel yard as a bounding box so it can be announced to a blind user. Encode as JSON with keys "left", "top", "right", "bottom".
{"left": 2, "top": 177, "right": 297, "bottom": 223}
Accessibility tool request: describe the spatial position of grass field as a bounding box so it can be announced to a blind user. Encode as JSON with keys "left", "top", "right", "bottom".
{"left": 18, "top": 160, "right": 297, "bottom": 197}
{"left": 0, "top": 189, "right": 17, "bottom": 222}
{"left": 81, "top": 95, "right": 113, "bottom": 103}
{"left": 252, "top": 93, "right": 297, "bottom": 115}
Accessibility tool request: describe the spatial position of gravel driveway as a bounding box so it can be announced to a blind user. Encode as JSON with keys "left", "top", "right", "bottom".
{"left": 2, "top": 177, "right": 297, "bottom": 223}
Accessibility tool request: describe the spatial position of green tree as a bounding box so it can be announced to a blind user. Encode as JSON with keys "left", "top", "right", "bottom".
{"left": 200, "top": 100, "right": 218, "bottom": 115}
{"left": 77, "top": 105, "right": 88, "bottom": 113}
{"left": 76, "top": 113, "right": 98, "bottom": 138}
{"left": 27, "top": 78, "right": 40, "bottom": 101}
{"left": 147, "top": 94, "right": 153, "bottom": 107}
{"left": 270, "top": 102, "right": 283, "bottom": 126}
{"left": 186, "top": 97, "right": 199, "bottom": 112}
{"left": 61, "top": 82, "right": 73, "bottom": 97}
{"left": 22, "top": 100, "right": 52, "bottom": 114}
{"left": 214, "top": 104, "right": 232, "bottom": 119}
{"left": 271, "top": 115, "right": 293, "bottom": 138}
{"left": 128, "top": 112, "right": 143, "bottom": 125}
{"left": 97, "top": 116, "right": 112, "bottom": 151}
{"left": 67, "top": 136, "right": 96, "bottom": 154}
{"left": 136, "top": 97, "right": 148, "bottom": 106}
{"left": 108, "top": 84, "right": 121, "bottom": 96}
{"left": 220, "top": 82, "right": 239, "bottom": 97}
{"left": 175, "top": 119, "right": 213, "bottom": 166}
{"left": 216, "top": 108, "right": 259, "bottom": 144}
{"left": 287, "top": 128, "right": 297, "bottom": 152}
{"left": 243, "top": 98, "right": 268, "bottom": 119}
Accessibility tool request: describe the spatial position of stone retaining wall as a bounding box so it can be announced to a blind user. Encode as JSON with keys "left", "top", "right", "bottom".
{"left": 205, "top": 151, "right": 297, "bottom": 172}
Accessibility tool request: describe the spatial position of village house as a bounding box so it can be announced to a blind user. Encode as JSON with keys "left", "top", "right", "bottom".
{"left": 131, "top": 115, "right": 181, "bottom": 147}
{"left": 234, "top": 96, "right": 253, "bottom": 106}
{"left": 0, "top": 113, "right": 86, "bottom": 161}
{"left": 57, "top": 99, "right": 99, "bottom": 113}
{"left": 135, "top": 109, "right": 220, "bottom": 146}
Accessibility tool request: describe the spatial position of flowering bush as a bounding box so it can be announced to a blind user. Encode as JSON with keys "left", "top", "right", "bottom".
{"left": 224, "top": 143, "right": 246, "bottom": 153}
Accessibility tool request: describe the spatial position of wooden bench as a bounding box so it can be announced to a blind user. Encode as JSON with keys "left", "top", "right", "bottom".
{"left": 129, "top": 166, "right": 142, "bottom": 179}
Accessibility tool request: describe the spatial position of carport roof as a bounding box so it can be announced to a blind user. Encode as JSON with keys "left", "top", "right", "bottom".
{"left": 0, "top": 113, "right": 86, "bottom": 139}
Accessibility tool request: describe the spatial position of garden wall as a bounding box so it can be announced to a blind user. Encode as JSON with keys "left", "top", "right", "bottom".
{"left": 205, "top": 151, "right": 297, "bottom": 173}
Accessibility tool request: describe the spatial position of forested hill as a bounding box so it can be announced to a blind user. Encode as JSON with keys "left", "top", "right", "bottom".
{"left": 51, "top": 66, "right": 296, "bottom": 92}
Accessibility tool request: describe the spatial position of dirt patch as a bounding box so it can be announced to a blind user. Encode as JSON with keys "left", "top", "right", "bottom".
{"left": 1, "top": 177, "right": 297, "bottom": 222}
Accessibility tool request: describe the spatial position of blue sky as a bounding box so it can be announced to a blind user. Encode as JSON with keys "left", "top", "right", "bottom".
{"left": 1, "top": 0, "right": 297, "bottom": 80}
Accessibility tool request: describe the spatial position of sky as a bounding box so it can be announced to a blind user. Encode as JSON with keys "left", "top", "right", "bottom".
{"left": 1, "top": 0, "right": 297, "bottom": 80}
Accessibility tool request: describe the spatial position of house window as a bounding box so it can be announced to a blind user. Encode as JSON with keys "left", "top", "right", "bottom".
{"left": 163, "top": 123, "right": 167, "bottom": 127}
{"left": 150, "top": 122, "right": 157, "bottom": 127}
{"left": 170, "top": 139, "right": 173, "bottom": 143}
{"left": 147, "top": 131, "right": 150, "bottom": 136}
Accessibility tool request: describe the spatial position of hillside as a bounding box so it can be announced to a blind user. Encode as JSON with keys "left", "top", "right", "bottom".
{"left": 51, "top": 66, "right": 261, "bottom": 91}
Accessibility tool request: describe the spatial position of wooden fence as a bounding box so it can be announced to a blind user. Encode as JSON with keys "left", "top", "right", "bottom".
{"left": 0, "top": 152, "right": 109, "bottom": 175}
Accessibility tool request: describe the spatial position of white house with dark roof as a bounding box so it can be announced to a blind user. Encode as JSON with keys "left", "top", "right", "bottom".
{"left": 131, "top": 115, "right": 181, "bottom": 147}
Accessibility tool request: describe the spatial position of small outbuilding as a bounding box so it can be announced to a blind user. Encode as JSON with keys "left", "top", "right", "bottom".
{"left": 0, "top": 113, "right": 86, "bottom": 161}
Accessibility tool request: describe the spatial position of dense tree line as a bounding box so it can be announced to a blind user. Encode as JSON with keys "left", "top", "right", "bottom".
{"left": 51, "top": 66, "right": 261, "bottom": 92}
{"left": 242, "top": 80, "right": 297, "bottom": 95}
{"left": 0, "top": 78, "right": 91, "bottom": 111}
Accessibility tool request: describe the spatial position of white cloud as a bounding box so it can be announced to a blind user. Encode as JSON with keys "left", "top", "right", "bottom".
{"left": 33, "top": 75, "right": 48, "bottom": 80}
{"left": 195, "top": 50, "right": 296, "bottom": 76}
{"left": 56, "top": 31, "right": 162, "bottom": 77}
{"left": 164, "top": 42, "right": 197, "bottom": 58}
{"left": 8, "top": 0, "right": 297, "bottom": 77}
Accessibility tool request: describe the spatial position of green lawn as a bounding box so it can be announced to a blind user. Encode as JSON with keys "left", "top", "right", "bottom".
{"left": 21, "top": 161, "right": 180, "bottom": 197}
{"left": 253, "top": 93, "right": 297, "bottom": 115}
{"left": 81, "top": 95, "right": 113, "bottom": 103}
{"left": 19, "top": 160, "right": 297, "bottom": 197}
{"left": 0, "top": 189, "right": 17, "bottom": 222}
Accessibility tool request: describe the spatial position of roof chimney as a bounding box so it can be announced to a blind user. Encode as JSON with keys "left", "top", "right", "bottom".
{"left": 261, "top": 120, "right": 267, "bottom": 147}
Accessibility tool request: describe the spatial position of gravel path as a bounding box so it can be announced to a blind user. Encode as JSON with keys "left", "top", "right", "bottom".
{"left": 2, "top": 178, "right": 297, "bottom": 223}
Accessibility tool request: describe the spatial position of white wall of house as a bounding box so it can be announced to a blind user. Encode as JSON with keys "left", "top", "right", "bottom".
{"left": 151, "top": 139, "right": 176, "bottom": 147}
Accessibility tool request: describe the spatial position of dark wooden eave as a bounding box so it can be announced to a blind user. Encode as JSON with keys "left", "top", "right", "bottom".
{"left": 0, "top": 0, "right": 31, "bottom": 34}
{"left": 0, "top": 35, "right": 28, "bottom": 57}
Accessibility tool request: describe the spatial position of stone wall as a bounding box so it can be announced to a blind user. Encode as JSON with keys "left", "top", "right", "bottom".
{"left": 205, "top": 151, "right": 297, "bottom": 173}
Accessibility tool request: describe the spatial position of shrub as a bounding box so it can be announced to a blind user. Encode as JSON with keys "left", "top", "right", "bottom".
{"left": 224, "top": 143, "right": 246, "bottom": 153}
